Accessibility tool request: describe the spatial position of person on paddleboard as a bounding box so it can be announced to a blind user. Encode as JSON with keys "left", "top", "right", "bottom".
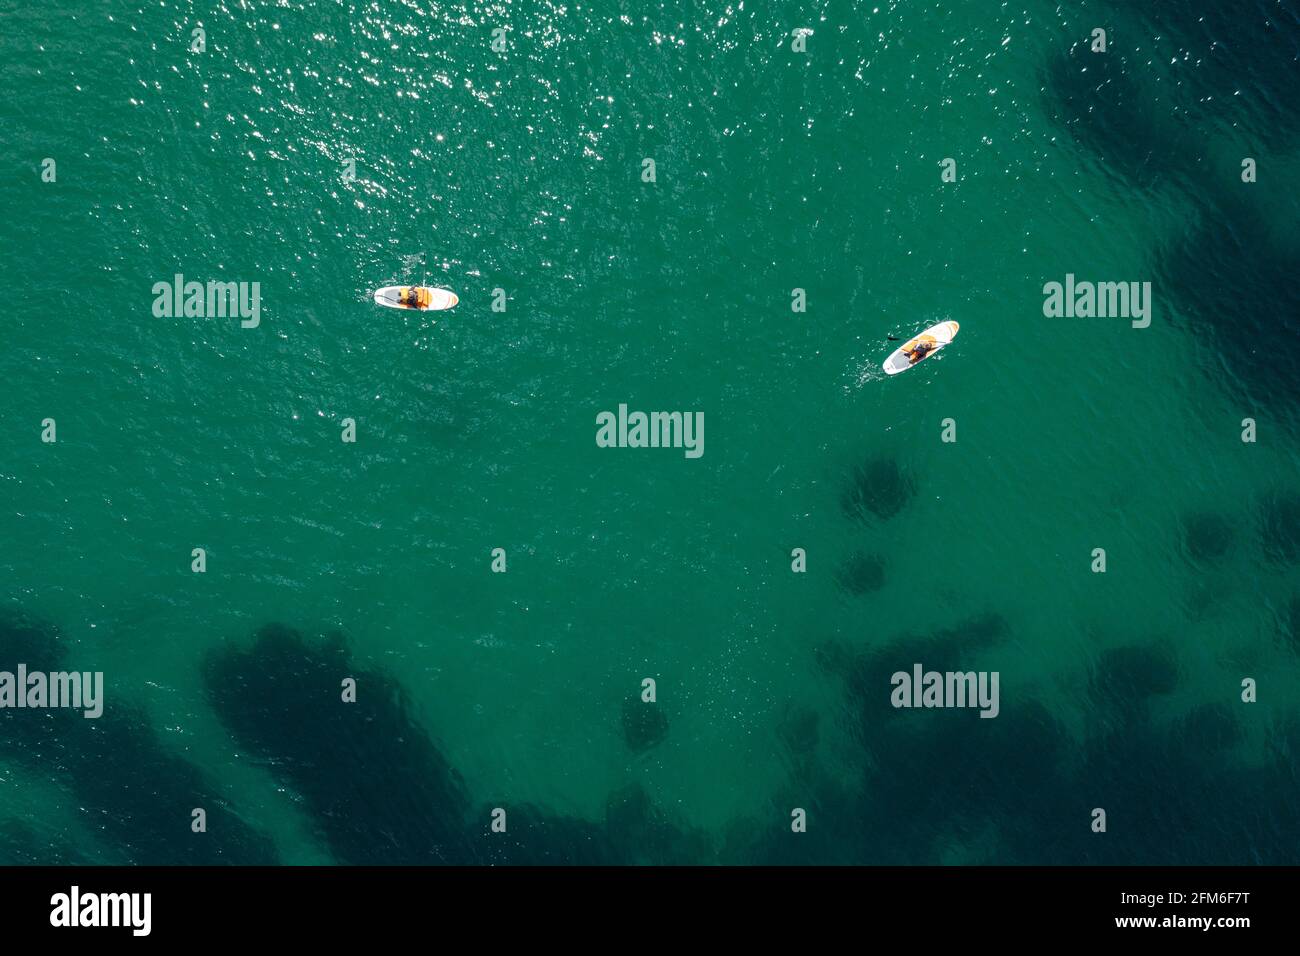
{"left": 908, "top": 341, "right": 934, "bottom": 364}
{"left": 403, "top": 287, "right": 422, "bottom": 307}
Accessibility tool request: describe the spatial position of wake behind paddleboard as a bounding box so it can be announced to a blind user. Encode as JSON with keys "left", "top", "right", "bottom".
{"left": 883, "top": 320, "right": 959, "bottom": 375}
{"left": 373, "top": 286, "right": 459, "bottom": 311}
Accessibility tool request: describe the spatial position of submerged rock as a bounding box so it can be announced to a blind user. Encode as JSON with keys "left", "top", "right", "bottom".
{"left": 1089, "top": 644, "right": 1179, "bottom": 723}
{"left": 1181, "top": 511, "right": 1233, "bottom": 561}
{"left": 1041, "top": 41, "right": 1188, "bottom": 191}
{"left": 603, "top": 783, "right": 712, "bottom": 864}
{"left": 841, "top": 456, "right": 916, "bottom": 521}
{"left": 204, "top": 624, "right": 478, "bottom": 864}
{"left": 621, "top": 694, "right": 668, "bottom": 752}
{"left": 477, "top": 803, "right": 618, "bottom": 866}
{"left": 836, "top": 551, "right": 886, "bottom": 595}
{"left": 0, "top": 614, "right": 278, "bottom": 865}
{"left": 0, "top": 613, "right": 66, "bottom": 666}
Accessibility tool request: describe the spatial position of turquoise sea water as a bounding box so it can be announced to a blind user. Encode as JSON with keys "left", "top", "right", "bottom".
{"left": 1, "top": 0, "right": 1298, "bottom": 864}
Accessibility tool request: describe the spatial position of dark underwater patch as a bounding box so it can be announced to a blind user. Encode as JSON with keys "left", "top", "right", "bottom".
{"left": 0, "top": 613, "right": 277, "bottom": 865}
{"left": 620, "top": 693, "right": 668, "bottom": 753}
{"left": 1061, "top": 693, "right": 1300, "bottom": 865}
{"left": 821, "top": 617, "right": 1017, "bottom": 773}
{"left": 1259, "top": 491, "right": 1300, "bottom": 565}
{"left": 817, "top": 612, "right": 1009, "bottom": 728}
{"left": 204, "top": 624, "right": 709, "bottom": 864}
{"left": 776, "top": 702, "right": 819, "bottom": 758}
{"left": 0, "top": 819, "right": 90, "bottom": 866}
{"left": 474, "top": 803, "right": 617, "bottom": 865}
{"left": 1174, "top": 703, "right": 1241, "bottom": 755}
{"left": 1041, "top": 40, "right": 1193, "bottom": 190}
{"left": 603, "top": 783, "right": 712, "bottom": 864}
{"left": 203, "top": 623, "right": 482, "bottom": 864}
{"left": 840, "top": 456, "right": 916, "bottom": 522}
{"left": 478, "top": 784, "right": 712, "bottom": 865}
{"left": 800, "top": 615, "right": 1080, "bottom": 864}
{"left": 1156, "top": 203, "right": 1300, "bottom": 410}
{"left": 1116, "top": 0, "right": 1300, "bottom": 151}
{"left": 835, "top": 551, "right": 886, "bottom": 595}
{"left": 1088, "top": 643, "right": 1179, "bottom": 726}
{"left": 1039, "top": 4, "right": 1300, "bottom": 409}
{"left": 1287, "top": 595, "right": 1300, "bottom": 653}
{"left": 775, "top": 702, "right": 820, "bottom": 781}
{"left": 1180, "top": 510, "right": 1233, "bottom": 562}
{"left": 805, "top": 612, "right": 1300, "bottom": 864}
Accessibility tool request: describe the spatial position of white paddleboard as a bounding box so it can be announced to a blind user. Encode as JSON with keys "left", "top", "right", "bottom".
{"left": 373, "top": 286, "right": 459, "bottom": 311}
{"left": 883, "top": 320, "right": 959, "bottom": 375}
